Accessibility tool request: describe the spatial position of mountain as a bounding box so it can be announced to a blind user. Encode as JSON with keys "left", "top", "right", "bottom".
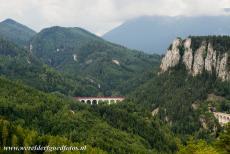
{"left": 0, "top": 18, "right": 36, "bottom": 46}
{"left": 0, "top": 18, "right": 229, "bottom": 153}
{"left": 103, "top": 16, "right": 230, "bottom": 54}
{"left": 0, "top": 34, "right": 174, "bottom": 153}
{"left": 0, "top": 36, "right": 99, "bottom": 95}
{"left": 31, "top": 26, "right": 160, "bottom": 96}
{"left": 130, "top": 36, "right": 230, "bottom": 137}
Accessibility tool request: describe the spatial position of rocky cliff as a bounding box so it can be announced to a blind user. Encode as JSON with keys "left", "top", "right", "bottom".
{"left": 160, "top": 37, "right": 230, "bottom": 81}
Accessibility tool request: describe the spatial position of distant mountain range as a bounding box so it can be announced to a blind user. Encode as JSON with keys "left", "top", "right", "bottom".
{"left": 103, "top": 15, "right": 230, "bottom": 54}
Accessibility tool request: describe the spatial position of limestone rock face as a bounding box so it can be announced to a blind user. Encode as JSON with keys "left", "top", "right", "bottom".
{"left": 112, "top": 59, "right": 120, "bottom": 65}
{"left": 160, "top": 37, "right": 230, "bottom": 81}
{"left": 73, "top": 54, "right": 77, "bottom": 61}
{"left": 217, "top": 53, "right": 229, "bottom": 81}
{"left": 152, "top": 108, "right": 159, "bottom": 117}
{"left": 160, "top": 39, "right": 181, "bottom": 72}
{"left": 205, "top": 43, "right": 216, "bottom": 73}
{"left": 192, "top": 43, "right": 206, "bottom": 76}
{"left": 182, "top": 38, "right": 193, "bottom": 73}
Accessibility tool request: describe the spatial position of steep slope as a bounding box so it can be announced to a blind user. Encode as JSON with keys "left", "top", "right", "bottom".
{"left": 0, "top": 19, "right": 36, "bottom": 46}
{"left": 0, "top": 77, "right": 177, "bottom": 154}
{"left": 103, "top": 16, "right": 230, "bottom": 54}
{"left": 160, "top": 36, "right": 230, "bottom": 81}
{"left": 130, "top": 36, "right": 230, "bottom": 139}
{"left": 31, "top": 26, "right": 160, "bottom": 96}
{"left": 0, "top": 37, "right": 99, "bottom": 95}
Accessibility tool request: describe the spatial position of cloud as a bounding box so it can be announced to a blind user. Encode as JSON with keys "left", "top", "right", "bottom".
{"left": 0, "top": 0, "right": 229, "bottom": 35}
{"left": 224, "top": 8, "right": 230, "bottom": 12}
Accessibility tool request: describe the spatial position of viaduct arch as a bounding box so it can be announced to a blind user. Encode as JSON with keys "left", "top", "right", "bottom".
{"left": 75, "top": 96, "right": 125, "bottom": 105}
{"left": 213, "top": 112, "right": 230, "bottom": 126}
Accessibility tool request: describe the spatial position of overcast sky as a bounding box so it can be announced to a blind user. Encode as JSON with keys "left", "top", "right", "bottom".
{"left": 0, "top": 0, "right": 230, "bottom": 35}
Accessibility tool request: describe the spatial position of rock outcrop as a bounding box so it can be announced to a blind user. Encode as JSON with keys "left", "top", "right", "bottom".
{"left": 160, "top": 39, "right": 181, "bottom": 72}
{"left": 182, "top": 38, "right": 193, "bottom": 72}
{"left": 160, "top": 37, "right": 230, "bottom": 81}
{"left": 193, "top": 43, "right": 206, "bottom": 76}
{"left": 205, "top": 43, "right": 216, "bottom": 73}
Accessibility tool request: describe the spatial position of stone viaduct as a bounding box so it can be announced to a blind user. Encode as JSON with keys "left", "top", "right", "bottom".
{"left": 213, "top": 112, "right": 230, "bottom": 126}
{"left": 75, "top": 96, "right": 125, "bottom": 105}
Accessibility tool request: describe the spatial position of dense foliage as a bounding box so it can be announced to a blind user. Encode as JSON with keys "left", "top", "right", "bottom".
{"left": 0, "top": 20, "right": 230, "bottom": 154}
{"left": 0, "top": 118, "right": 107, "bottom": 154}
{"left": 130, "top": 63, "right": 230, "bottom": 140}
{"left": 31, "top": 26, "right": 160, "bottom": 96}
{"left": 0, "top": 37, "right": 100, "bottom": 95}
{"left": 0, "top": 77, "right": 177, "bottom": 153}
{"left": 177, "top": 123, "right": 230, "bottom": 154}
{"left": 91, "top": 102, "right": 178, "bottom": 153}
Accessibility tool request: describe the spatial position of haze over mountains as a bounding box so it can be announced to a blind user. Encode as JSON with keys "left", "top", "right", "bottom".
{"left": 103, "top": 15, "right": 230, "bottom": 54}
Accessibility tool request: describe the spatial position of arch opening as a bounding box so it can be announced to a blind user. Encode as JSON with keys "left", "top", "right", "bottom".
{"left": 92, "top": 100, "right": 97, "bottom": 105}
{"left": 86, "top": 100, "right": 91, "bottom": 105}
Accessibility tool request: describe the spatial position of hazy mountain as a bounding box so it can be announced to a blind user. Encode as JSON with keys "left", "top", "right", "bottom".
{"left": 0, "top": 18, "right": 36, "bottom": 46}
{"left": 103, "top": 16, "right": 230, "bottom": 54}
{"left": 31, "top": 26, "right": 160, "bottom": 96}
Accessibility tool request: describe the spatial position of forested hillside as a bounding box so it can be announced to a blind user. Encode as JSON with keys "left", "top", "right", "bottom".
{"left": 0, "top": 18, "right": 229, "bottom": 154}
{"left": 0, "top": 119, "right": 106, "bottom": 154}
{"left": 0, "top": 37, "right": 99, "bottom": 95}
{"left": 130, "top": 36, "right": 230, "bottom": 142}
{"left": 0, "top": 19, "right": 161, "bottom": 96}
{"left": 31, "top": 26, "right": 160, "bottom": 96}
{"left": 0, "top": 77, "right": 177, "bottom": 153}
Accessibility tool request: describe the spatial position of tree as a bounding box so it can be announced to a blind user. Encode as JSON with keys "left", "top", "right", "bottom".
{"left": 215, "top": 123, "right": 230, "bottom": 154}
{"left": 177, "top": 139, "right": 219, "bottom": 154}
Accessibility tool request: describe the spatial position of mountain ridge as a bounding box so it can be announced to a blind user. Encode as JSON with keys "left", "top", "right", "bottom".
{"left": 30, "top": 25, "right": 160, "bottom": 96}
{"left": 0, "top": 18, "right": 36, "bottom": 45}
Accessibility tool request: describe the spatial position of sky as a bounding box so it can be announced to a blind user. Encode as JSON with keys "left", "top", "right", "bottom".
{"left": 0, "top": 0, "right": 230, "bottom": 35}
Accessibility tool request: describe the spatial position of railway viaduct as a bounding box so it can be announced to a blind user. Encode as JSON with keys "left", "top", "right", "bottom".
{"left": 213, "top": 112, "right": 230, "bottom": 126}
{"left": 75, "top": 96, "right": 125, "bottom": 105}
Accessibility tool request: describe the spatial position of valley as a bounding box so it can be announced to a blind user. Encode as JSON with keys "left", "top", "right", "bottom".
{"left": 0, "top": 18, "right": 229, "bottom": 154}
